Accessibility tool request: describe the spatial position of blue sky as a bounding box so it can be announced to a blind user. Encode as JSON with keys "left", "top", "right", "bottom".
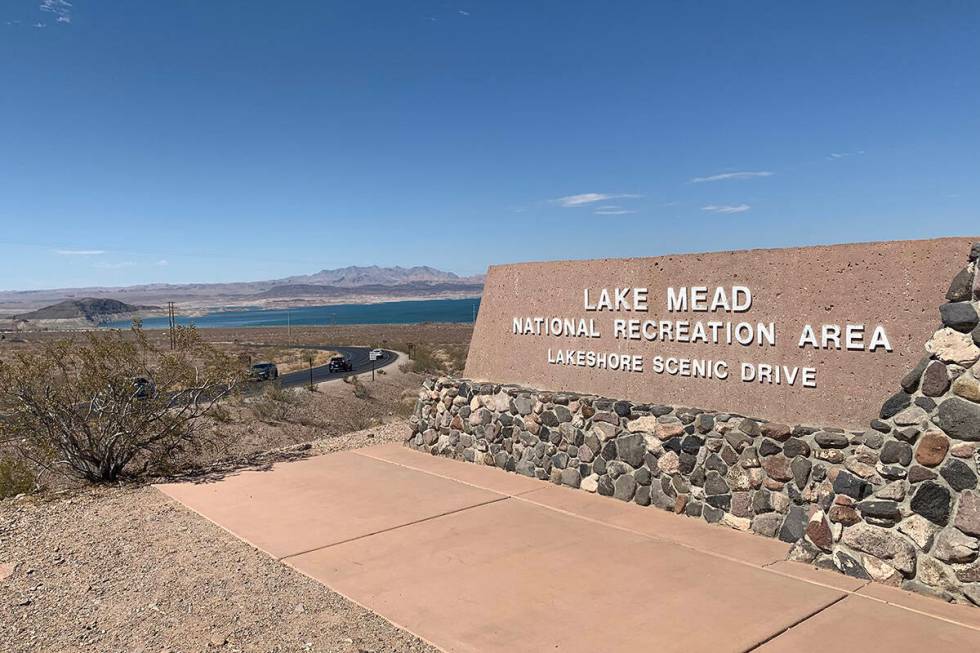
{"left": 1, "top": 1, "right": 978, "bottom": 290}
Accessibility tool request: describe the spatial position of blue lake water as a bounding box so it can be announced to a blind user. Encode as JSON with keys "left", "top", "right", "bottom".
{"left": 108, "top": 297, "right": 481, "bottom": 329}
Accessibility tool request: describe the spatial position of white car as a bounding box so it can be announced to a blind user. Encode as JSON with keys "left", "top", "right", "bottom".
{"left": 369, "top": 349, "right": 384, "bottom": 360}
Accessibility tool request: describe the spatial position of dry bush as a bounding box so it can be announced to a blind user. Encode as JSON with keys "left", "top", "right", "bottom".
{"left": 394, "top": 389, "right": 419, "bottom": 419}
{"left": 250, "top": 383, "right": 298, "bottom": 422}
{"left": 351, "top": 377, "right": 371, "bottom": 399}
{"left": 0, "top": 324, "right": 243, "bottom": 483}
{"left": 0, "top": 454, "right": 36, "bottom": 498}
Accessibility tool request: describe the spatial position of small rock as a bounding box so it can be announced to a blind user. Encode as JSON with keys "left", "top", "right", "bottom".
{"left": 613, "top": 474, "right": 636, "bottom": 501}
{"left": 898, "top": 514, "right": 940, "bottom": 549}
{"left": 761, "top": 422, "right": 791, "bottom": 441}
{"left": 856, "top": 500, "right": 901, "bottom": 526}
{"left": 917, "top": 555, "right": 959, "bottom": 592}
{"left": 908, "top": 465, "right": 938, "bottom": 483}
{"left": 580, "top": 473, "right": 599, "bottom": 493}
{"left": 814, "top": 430, "right": 850, "bottom": 448}
{"left": 932, "top": 528, "right": 979, "bottom": 564}
{"left": 940, "top": 458, "right": 977, "bottom": 491}
{"left": 779, "top": 505, "right": 807, "bottom": 543}
{"left": 901, "top": 356, "right": 931, "bottom": 393}
{"left": 915, "top": 430, "right": 950, "bottom": 467}
{"left": 876, "top": 481, "right": 907, "bottom": 501}
{"left": 954, "top": 491, "right": 980, "bottom": 537}
{"left": 791, "top": 456, "right": 812, "bottom": 489}
{"left": 953, "top": 374, "right": 980, "bottom": 402}
{"left": 921, "top": 361, "right": 952, "bottom": 397}
{"left": 940, "top": 301, "right": 980, "bottom": 333}
{"left": 951, "top": 442, "right": 977, "bottom": 458}
{"left": 832, "top": 470, "right": 870, "bottom": 500}
{"left": 658, "top": 451, "right": 680, "bottom": 474}
{"left": 845, "top": 456, "right": 877, "bottom": 479}
{"left": 933, "top": 398, "right": 980, "bottom": 442}
{"left": 947, "top": 267, "right": 976, "bottom": 302}
{"left": 834, "top": 551, "right": 871, "bottom": 580}
{"left": 879, "top": 393, "right": 913, "bottom": 420}
{"left": 761, "top": 455, "right": 794, "bottom": 482}
{"left": 862, "top": 556, "right": 903, "bottom": 586}
{"left": 561, "top": 468, "right": 582, "bottom": 489}
{"left": 752, "top": 512, "right": 783, "bottom": 537}
{"left": 909, "top": 481, "right": 952, "bottom": 526}
{"left": 926, "top": 328, "right": 980, "bottom": 367}
{"left": 893, "top": 405, "right": 928, "bottom": 427}
{"left": 805, "top": 511, "right": 834, "bottom": 551}
{"left": 880, "top": 440, "right": 913, "bottom": 466}
{"left": 626, "top": 415, "right": 659, "bottom": 433}
{"left": 841, "top": 523, "right": 917, "bottom": 574}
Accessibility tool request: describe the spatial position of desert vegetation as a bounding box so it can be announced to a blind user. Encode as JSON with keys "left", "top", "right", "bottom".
{"left": 0, "top": 323, "right": 470, "bottom": 498}
{"left": 0, "top": 324, "right": 243, "bottom": 491}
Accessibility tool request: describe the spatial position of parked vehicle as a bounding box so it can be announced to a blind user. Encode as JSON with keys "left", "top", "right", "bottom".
{"left": 132, "top": 376, "right": 157, "bottom": 400}
{"left": 249, "top": 362, "right": 279, "bottom": 381}
{"left": 328, "top": 355, "right": 353, "bottom": 373}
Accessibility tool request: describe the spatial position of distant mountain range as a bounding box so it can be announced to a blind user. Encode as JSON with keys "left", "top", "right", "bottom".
{"left": 0, "top": 265, "right": 484, "bottom": 319}
{"left": 281, "top": 265, "right": 471, "bottom": 287}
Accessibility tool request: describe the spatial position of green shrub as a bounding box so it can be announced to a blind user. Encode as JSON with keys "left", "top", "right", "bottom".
{"left": 0, "top": 455, "right": 35, "bottom": 498}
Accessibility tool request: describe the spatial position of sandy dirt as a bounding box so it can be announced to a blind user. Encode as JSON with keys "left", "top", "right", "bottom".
{"left": 0, "top": 422, "right": 438, "bottom": 653}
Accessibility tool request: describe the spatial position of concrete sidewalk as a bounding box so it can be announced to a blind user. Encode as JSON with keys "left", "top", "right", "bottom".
{"left": 156, "top": 444, "right": 980, "bottom": 652}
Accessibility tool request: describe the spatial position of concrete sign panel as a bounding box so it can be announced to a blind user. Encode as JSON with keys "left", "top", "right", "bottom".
{"left": 465, "top": 238, "right": 977, "bottom": 426}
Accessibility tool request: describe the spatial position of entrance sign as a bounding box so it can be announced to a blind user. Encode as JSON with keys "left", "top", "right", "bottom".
{"left": 465, "top": 238, "right": 975, "bottom": 426}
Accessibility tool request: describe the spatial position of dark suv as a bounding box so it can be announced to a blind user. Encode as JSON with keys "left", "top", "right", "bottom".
{"left": 328, "top": 355, "right": 353, "bottom": 373}
{"left": 249, "top": 362, "right": 279, "bottom": 381}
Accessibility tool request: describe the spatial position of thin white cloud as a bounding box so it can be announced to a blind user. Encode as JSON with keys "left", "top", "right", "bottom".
{"left": 458, "top": 10, "right": 470, "bottom": 15}
{"left": 154, "top": 259, "right": 169, "bottom": 267}
{"left": 93, "top": 261, "right": 136, "bottom": 269}
{"left": 593, "top": 205, "right": 636, "bottom": 215}
{"left": 550, "top": 192, "right": 642, "bottom": 207}
{"left": 40, "top": 0, "right": 71, "bottom": 24}
{"left": 55, "top": 249, "right": 106, "bottom": 256}
{"left": 33, "top": 22, "right": 46, "bottom": 28}
{"left": 690, "top": 171, "right": 773, "bottom": 183}
{"left": 702, "top": 204, "right": 751, "bottom": 214}
{"left": 828, "top": 150, "right": 865, "bottom": 160}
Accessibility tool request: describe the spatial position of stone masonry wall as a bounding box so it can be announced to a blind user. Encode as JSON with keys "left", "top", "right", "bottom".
{"left": 408, "top": 242, "right": 980, "bottom": 604}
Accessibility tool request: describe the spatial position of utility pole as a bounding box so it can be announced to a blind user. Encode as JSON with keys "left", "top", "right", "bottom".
{"left": 309, "top": 358, "right": 314, "bottom": 391}
{"left": 167, "top": 302, "right": 176, "bottom": 351}
{"left": 286, "top": 310, "right": 291, "bottom": 341}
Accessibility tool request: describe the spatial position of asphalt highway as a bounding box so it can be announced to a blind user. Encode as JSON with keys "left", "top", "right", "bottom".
{"left": 253, "top": 345, "right": 399, "bottom": 389}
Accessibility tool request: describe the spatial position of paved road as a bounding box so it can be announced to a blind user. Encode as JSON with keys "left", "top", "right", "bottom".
{"left": 252, "top": 345, "right": 399, "bottom": 389}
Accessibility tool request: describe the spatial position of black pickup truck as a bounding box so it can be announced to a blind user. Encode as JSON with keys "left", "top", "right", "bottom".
{"left": 328, "top": 355, "right": 353, "bottom": 373}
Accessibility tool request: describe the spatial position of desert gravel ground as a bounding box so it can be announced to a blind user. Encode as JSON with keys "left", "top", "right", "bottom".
{"left": 0, "top": 422, "right": 438, "bottom": 653}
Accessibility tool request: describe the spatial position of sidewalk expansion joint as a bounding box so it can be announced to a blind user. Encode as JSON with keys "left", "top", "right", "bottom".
{"left": 277, "top": 495, "right": 509, "bottom": 563}
{"left": 741, "top": 593, "right": 849, "bottom": 652}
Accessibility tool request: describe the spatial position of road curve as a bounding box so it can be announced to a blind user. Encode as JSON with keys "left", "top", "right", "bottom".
{"left": 253, "top": 345, "right": 400, "bottom": 389}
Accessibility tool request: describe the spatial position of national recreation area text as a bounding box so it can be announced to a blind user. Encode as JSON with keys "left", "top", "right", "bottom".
{"left": 510, "top": 286, "right": 894, "bottom": 389}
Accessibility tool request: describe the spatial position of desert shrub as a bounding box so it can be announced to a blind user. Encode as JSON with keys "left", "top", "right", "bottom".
{"left": 251, "top": 383, "right": 297, "bottom": 422}
{"left": 409, "top": 345, "right": 443, "bottom": 374}
{"left": 0, "top": 455, "right": 35, "bottom": 498}
{"left": 395, "top": 389, "right": 419, "bottom": 419}
{"left": 442, "top": 344, "right": 469, "bottom": 374}
{"left": 210, "top": 403, "right": 233, "bottom": 423}
{"left": 351, "top": 377, "right": 371, "bottom": 399}
{"left": 0, "top": 324, "right": 243, "bottom": 483}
